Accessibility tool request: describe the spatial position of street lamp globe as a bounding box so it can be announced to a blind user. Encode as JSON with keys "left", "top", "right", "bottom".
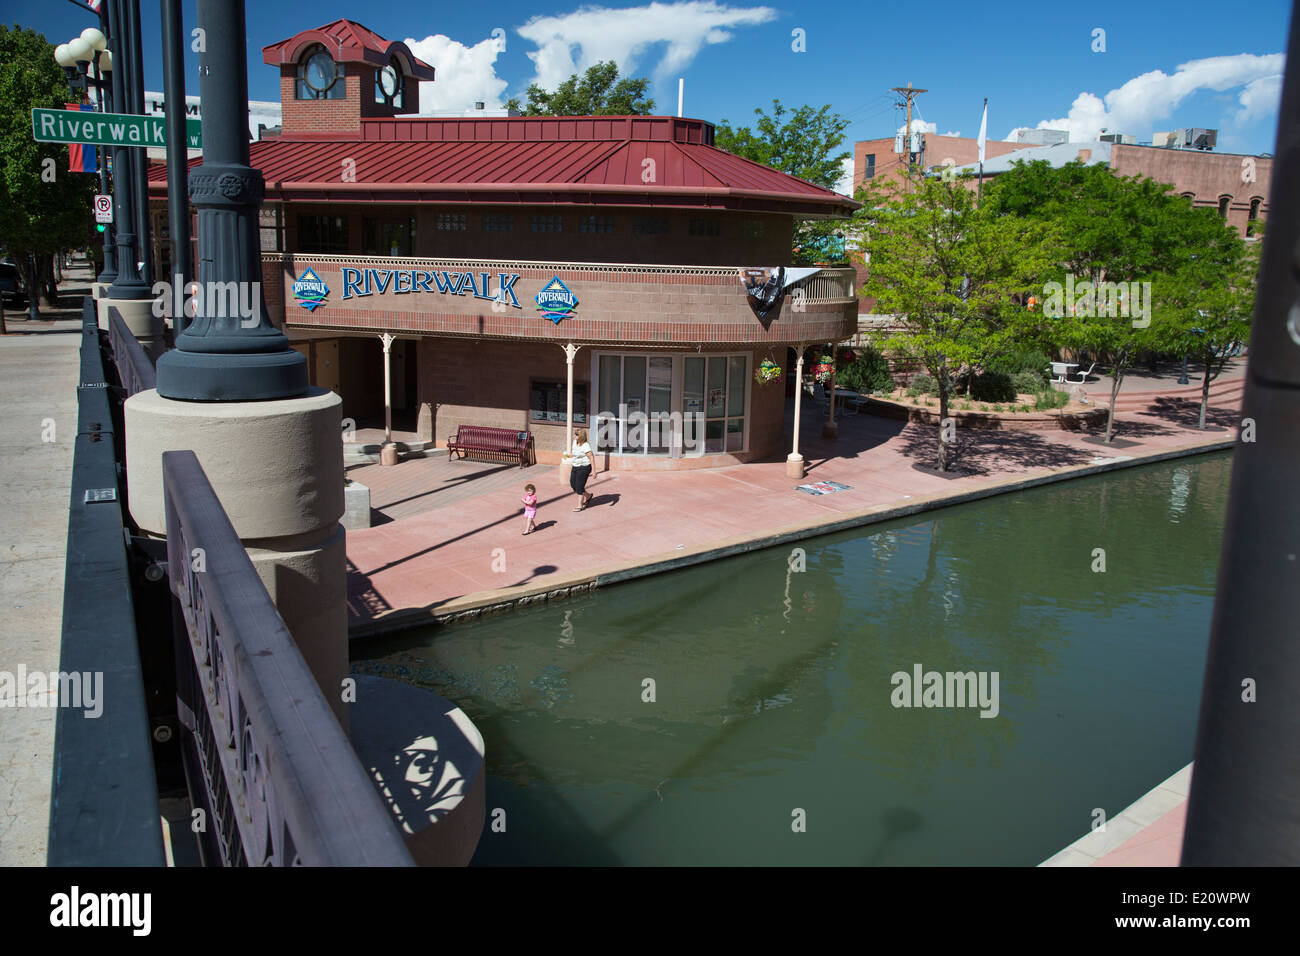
{"left": 54, "top": 43, "right": 76, "bottom": 67}
{"left": 66, "top": 36, "right": 93, "bottom": 63}
{"left": 98, "top": 49, "right": 112, "bottom": 73}
{"left": 81, "top": 27, "right": 107, "bottom": 52}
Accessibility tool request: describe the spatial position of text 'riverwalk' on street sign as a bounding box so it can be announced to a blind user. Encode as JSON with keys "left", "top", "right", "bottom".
{"left": 31, "top": 108, "right": 202, "bottom": 149}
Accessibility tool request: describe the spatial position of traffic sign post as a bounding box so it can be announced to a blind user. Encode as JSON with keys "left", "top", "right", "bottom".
{"left": 94, "top": 194, "right": 113, "bottom": 223}
{"left": 31, "top": 107, "right": 202, "bottom": 149}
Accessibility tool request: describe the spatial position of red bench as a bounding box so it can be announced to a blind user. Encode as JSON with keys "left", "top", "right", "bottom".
{"left": 447, "top": 425, "right": 533, "bottom": 467}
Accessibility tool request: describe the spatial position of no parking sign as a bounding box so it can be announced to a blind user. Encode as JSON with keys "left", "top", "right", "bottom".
{"left": 93, "top": 194, "right": 112, "bottom": 223}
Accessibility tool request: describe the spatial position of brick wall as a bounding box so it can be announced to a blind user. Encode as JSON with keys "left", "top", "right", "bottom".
{"left": 279, "top": 65, "right": 363, "bottom": 135}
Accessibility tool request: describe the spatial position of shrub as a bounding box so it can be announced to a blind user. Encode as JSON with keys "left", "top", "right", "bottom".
{"left": 905, "top": 372, "right": 937, "bottom": 398}
{"left": 988, "top": 349, "right": 1050, "bottom": 377}
{"left": 1011, "top": 370, "right": 1046, "bottom": 395}
{"left": 969, "top": 371, "right": 1015, "bottom": 403}
{"left": 837, "top": 346, "right": 896, "bottom": 395}
{"left": 1035, "top": 388, "right": 1069, "bottom": 411}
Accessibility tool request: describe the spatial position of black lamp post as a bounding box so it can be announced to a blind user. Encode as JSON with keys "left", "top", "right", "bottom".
{"left": 160, "top": 0, "right": 192, "bottom": 334}
{"left": 103, "top": 0, "right": 151, "bottom": 305}
{"left": 154, "top": 0, "right": 307, "bottom": 400}
{"left": 54, "top": 25, "right": 117, "bottom": 285}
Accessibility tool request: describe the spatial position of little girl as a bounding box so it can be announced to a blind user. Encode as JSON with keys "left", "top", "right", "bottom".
{"left": 521, "top": 483, "right": 538, "bottom": 535}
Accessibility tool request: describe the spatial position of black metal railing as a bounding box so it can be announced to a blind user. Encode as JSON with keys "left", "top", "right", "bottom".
{"left": 107, "top": 305, "right": 157, "bottom": 397}
{"left": 47, "top": 302, "right": 166, "bottom": 866}
{"left": 164, "top": 450, "right": 414, "bottom": 866}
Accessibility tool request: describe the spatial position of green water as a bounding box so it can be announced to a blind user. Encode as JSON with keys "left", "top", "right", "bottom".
{"left": 354, "top": 452, "right": 1233, "bottom": 865}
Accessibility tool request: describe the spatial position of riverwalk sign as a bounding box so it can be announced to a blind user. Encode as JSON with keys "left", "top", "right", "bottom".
{"left": 31, "top": 108, "right": 202, "bottom": 149}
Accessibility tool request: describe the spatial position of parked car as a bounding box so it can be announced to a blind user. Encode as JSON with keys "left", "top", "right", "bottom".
{"left": 0, "top": 263, "right": 25, "bottom": 308}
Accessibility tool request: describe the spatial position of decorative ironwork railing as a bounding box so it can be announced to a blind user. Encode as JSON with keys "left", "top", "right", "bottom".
{"left": 107, "top": 306, "right": 157, "bottom": 396}
{"left": 163, "top": 450, "right": 413, "bottom": 866}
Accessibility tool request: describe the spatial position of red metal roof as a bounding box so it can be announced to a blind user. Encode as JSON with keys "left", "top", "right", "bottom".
{"left": 262, "top": 19, "right": 435, "bottom": 79}
{"left": 148, "top": 115, "right": 857, "bottom": 217}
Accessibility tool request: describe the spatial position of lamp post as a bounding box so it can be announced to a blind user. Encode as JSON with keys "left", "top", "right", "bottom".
{"left": 154, "top": 0, "right": 306, "bottom": 399}
{"left": 102, "top": 0, "right": 152, "bottom": 309}
{"left": 160, "top": 0, "right": 193, "bottom": 334}
{"left": 54, "top": 27, "right": 117, "bottom": 289}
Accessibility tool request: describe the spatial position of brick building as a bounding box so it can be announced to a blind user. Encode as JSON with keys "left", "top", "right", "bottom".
{"left": 852, "top": 133, "right": 1038, "bottom": 194}
{"left": 148, "top": 20, "right": 858, "bottom": 471}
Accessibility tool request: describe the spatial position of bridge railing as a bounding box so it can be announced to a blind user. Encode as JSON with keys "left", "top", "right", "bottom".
{"left": 47, "top": 302, "right": 166, "bottom": 866}
{"left": 163, "top": 449, "right": 414, "bottom": 866}
{"left": 107, "top": 306, "right": 157, "bottom": 397}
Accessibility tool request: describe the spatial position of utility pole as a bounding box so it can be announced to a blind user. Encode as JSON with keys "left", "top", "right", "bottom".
{"left": 892, "top": 82, "right": 927, "bottom": 186}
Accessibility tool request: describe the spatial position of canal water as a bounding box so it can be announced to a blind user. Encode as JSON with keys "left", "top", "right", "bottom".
{"left": 354, "top": 452, "right": 1233, "bottom": 865}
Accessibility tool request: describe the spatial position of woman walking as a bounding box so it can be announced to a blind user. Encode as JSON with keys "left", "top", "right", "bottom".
{"left": 567, "top": 427, "right": 594, "bottom": 511}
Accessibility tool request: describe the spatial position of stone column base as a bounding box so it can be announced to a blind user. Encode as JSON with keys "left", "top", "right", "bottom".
{"left": 380, "top": 442, "right": 399, "bottom": 466}
{"left": 822, "top": 421, "right": 839, "bottom": 439}
{"left": 98, "top": 296, "right": 163, "bottom": 350}
{"left": 786, "top": 453, "right": 805, "bottom": 479}
{"left": 124, "top": 386, "right": 349, "bottom": 728}
{"left": 349, "top": 675, "right": 486, "bottom": 866}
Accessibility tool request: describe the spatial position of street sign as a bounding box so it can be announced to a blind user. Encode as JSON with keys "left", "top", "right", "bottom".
{"left": 31, "top": 108, "right": 202, "bottom": 149}
{"left": 93, "top": 194, "right": 112, "bottom": 224}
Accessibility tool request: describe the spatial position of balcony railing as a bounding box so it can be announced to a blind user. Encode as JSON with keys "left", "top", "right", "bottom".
{"left": 164, "top": 450, "right": 414, "bottom": 866}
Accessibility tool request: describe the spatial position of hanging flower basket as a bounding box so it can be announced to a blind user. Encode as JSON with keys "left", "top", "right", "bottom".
{"left": 755, "top": 358, "right": 783, "bottom": 386}
{"left": 811, "top": 356, "right": 835, "bottom": 384}
{"left": 837, "top": 348, "right": 857, "bottom": 367}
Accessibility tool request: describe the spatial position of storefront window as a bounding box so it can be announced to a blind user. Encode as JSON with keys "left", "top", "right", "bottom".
{"left": 298, "top": 214, "right": 349, "bottom": 253}
{"left": 633, "top": 217, "right": 669, "bottom": 235}
{"left": 530, "top": 214, "right": 563, "bottom": 233}
{"left": 579, "top": 215, "right": 614, "bottom": 233}
{"left": 529, "top": 381, "right": 587, "bottom": 424}
{"left": 689, "top": 217, "right": 721, "bottom": 237}
{"left": 594, "top": 352, "right": 747, "bottom": 456}
{"left": 436, "top": 212, "right": 467, "bottom": 231}
{"left": 483, "top": 213, "right": 513, "bottom": 232}
{"left": 260, "top": 204, "right": 284, "bottom": 252}
{"left": 362, "top": 217, "right": 415, "bottom": 256}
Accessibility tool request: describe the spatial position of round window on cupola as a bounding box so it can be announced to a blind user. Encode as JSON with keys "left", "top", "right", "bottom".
{"left": 376, "top": 57, "right": 403, "bottom": 108}
{"left": 296, "top": 45, "right": 343, "bottom": 100}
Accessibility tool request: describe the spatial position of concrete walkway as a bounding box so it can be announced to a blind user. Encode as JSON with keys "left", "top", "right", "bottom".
{"left": 346, "top": 383, "right": 1241, "bottom": 636}
{"left": 0, "top": 267, "right": 88, "bottom": 865}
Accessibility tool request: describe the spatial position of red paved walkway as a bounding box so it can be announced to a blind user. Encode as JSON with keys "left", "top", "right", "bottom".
{"left": 345, "top": 383, "right": 1241, "bottom": 630}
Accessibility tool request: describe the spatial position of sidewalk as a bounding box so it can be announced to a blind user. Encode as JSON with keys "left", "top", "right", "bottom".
{"left": 346, "top": 384, "right": 1241, "bottom": 636}
{"left": 0, "top": 264, "right": 89, "bottom": 865}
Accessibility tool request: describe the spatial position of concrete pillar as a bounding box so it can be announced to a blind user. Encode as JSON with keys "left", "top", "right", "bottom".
{"left": 380, "top": 332, "right": 397, "bottom": 465}
{"left": 787, "top": 343, "right": 806, "bottom": 479}
{"left": 98, "top": 297, "right": 164, "bottom": 353}
{"left": 123, "top": 386, "right": 349, "bottom": 730}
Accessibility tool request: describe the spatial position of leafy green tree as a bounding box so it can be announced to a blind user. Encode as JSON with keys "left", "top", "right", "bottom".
{"left": 0, "top": 25, "right": 99, "bottom": 319}
{"left": 505, "top": 61, "right": 654, "bottom": 116}
{"left": 715, "top": 100, "right": 852, "bottom": 264}
{"left": 983, "top": 160, "right": 1241, "bottom": 442}
{"left": 855, "top": 169, "right": 1061, "bottom": 470}
{"left": 1161, "top": 231, "right": 1257, "bottom": 429}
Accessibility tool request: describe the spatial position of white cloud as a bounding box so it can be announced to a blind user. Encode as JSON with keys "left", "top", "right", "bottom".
{"left": 516, "top": 2, "right": 778, "bottom": 93}
{"left": 1006, "top": 53, "right": 1284, "bottom": 143}
{"left": 406, "top": 33, "right": 509, "bottom": 112}
{"left": 897, "top": 120, "right": 938, "bottom": 135}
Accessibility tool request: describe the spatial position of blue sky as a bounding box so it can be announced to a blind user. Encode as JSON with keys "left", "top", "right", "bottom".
{"left": 14, "top": 0, "right": 1291, "bottom": 183}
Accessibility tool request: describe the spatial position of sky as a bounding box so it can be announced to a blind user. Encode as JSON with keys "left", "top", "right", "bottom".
{"left": 12, "top": 0, "right": 1292, "bottom": 193}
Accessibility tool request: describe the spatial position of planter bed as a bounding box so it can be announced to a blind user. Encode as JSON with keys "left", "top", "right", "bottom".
{"left": 862, "top": 393, "right": 1107, "bottom": 432}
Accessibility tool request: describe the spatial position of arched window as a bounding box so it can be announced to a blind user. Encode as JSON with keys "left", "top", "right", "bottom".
{"left": 1217, "top": 195, "right": 1231, "bottom": 219}
{"left": 296, "top": 45, "right": 343, "bottom": 100}
{"left": 1247, "top": 197, "right": 1262, "bottom": 237}
{"left": 375, "top": 56, "right": 404, "bottom": 108}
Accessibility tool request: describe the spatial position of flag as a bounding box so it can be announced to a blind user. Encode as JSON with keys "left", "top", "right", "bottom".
{"left": 83, "top": 1, "right": 103, "bottom": 11}
{"left": 66, "top": 103, "right": 97, "bottom": 174}
{"left": 977, "top": 98, "right": 988, "bottom": 164}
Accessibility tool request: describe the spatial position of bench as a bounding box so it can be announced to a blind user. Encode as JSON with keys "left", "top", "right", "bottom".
{"left": 446, "top": 425, "right": 533, "bottom": 467}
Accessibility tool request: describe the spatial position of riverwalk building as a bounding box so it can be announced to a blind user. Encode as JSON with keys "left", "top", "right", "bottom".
{"left": 147, "top": 19, "right": 859, "bottom": 470}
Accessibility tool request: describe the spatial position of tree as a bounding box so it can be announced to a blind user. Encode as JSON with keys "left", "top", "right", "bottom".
{"left": 983, "top": 160, "right": 1234, "bottom": 442}
{"left": 1161, "top": 229, "right": 1257, "bottom": 429}
{"left": 505, "top": 61, "right": 654, "bottom": 116}
{"left": 855, "top": 169, "right": 1062, "bottom": 471}
{"left": 0, "top": 25, "right": 98, "bottom": 319}
{"left": 715, "top": 100, "right": 852, "bottom": 264}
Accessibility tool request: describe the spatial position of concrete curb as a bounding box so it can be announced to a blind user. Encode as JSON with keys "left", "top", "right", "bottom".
{"left": 1038, "top": 763, "right": 1193, "bottom": 866}
{"left": 349, "top": 433, "right": 1235, "bottom": 640}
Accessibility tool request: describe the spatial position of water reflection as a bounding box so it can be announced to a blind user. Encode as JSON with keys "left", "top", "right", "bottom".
{"left": 355, "top": 453, "right": 1232, "bottom": 865}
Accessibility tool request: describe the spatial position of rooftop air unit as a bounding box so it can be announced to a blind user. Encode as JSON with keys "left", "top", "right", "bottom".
{"left": 1184, "top": 128, "right": 1217, "bottom": 150}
